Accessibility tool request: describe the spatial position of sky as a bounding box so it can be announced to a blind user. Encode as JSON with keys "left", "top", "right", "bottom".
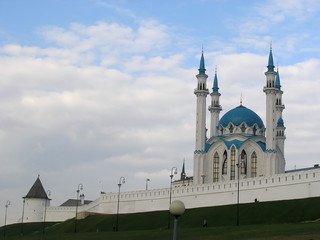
{"left": 0, "top": 0, "right": 319, "bottom": 224}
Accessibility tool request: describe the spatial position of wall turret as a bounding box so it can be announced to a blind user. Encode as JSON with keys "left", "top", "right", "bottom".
{"left": 23, "top": 176, "right": 50, "bottom": 223}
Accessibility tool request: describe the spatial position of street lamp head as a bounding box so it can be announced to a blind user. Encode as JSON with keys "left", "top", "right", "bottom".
{"left": 119, "top": 176, "right": 125, "bottom": 185}
{"left": 5, "top": 200, "right": 10, "bottom": 207}
{"left": 171, "top": 166, "right": 178, "bottom": 176}
{"left": 78, "top": 183, "right": 83, "bottom": 191}
{"left": 169, "top": 200, "right": 185, "bottom": 217}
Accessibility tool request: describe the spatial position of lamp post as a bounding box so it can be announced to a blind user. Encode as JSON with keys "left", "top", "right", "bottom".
{"left": 3, "top": 200, "right": 10, "bottom": 238}
{"left": 168, "top": 166, "right": 177, "bottom": 229}
{"left": 236, "top": 159, "right": 244, "bottom": 226}
{"left": 145, "top": 178, "right": 150, "bottom": 190}
{"left": 74, "top": 183, "right": 83, "bottom": 233}
{"left": 21, "top": 198, "right": 25, "bottom": 235}
{"left": 43, "top": 190, "right": 51, "bottom": 236}
{"left": 116, "top": 176, "right": 125, "bottom": 232}
{"left": 169, "top": 200, "right": 185, "bottom": 240}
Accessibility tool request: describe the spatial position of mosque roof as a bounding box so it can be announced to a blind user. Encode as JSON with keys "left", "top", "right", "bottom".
{"left": 219, "top": 105, "right": 265, "bottom": 129}
{"left": 205, "top": 137, "right": 266, "bottom": 152}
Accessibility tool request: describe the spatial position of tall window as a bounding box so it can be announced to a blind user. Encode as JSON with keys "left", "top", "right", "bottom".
{"left": 251, "top": 152, "right": 257, "bottom": 177}
{"left": 240, "top": 150, "right": 247, "bottom": 175}
{"left": 222, "top": 150, "right": 227, "bottom": 175}
{"left": 229, "top": 124, "right": 234, "bottom": 133}
{"left": 213, "top": 152, "right": 219, "bottom": 182}
{"left": 241, "top": 124, "right": 246, "bottom": 133}
{"left": 231, "top": 147, "right": 236, "bottom": 180}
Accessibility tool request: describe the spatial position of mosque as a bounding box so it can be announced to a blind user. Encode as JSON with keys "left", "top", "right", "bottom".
{"left": 193, "top": 47, "right": 285, "bottom": 185}
{"left": 21, "top": 47, "right": 320, "bottom": 223}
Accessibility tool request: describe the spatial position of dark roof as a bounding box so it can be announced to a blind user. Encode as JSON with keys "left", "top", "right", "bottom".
{"left": 285, "top": 164, "right": 320, "bottom": 173}
{"left": 24, "top": 176, "right": 49, "bottom": 199}
{"left": 60, "top": 199, "right": 93, "bottom": 207}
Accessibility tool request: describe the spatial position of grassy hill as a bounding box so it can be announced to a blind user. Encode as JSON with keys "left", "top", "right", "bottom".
{"left": 1, "top": 197, "right": 320, "bottom": 239}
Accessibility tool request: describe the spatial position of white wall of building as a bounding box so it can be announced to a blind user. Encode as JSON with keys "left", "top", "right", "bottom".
{"left": 43, "top": 168, "right": 320, "bottom": 222}
{"left": 23, "top": 198, "right": 47, "bottom": 223}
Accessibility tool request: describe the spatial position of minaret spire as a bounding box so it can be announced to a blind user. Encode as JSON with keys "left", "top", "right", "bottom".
{"left": 212, "top": 66, "right": 219, "bottom": 93}
{"left": 275, "top": 65, "right": 282, "bottom": 90}
{"left": 199, "top": 48, "right": 206, "bottom": 75}
{"left": 267, "top": 42, "right": 275, "bottom": 72}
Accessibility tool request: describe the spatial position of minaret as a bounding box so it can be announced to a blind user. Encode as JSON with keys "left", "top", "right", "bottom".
{"left": 208, "top": 67, "right": 222, "bottom": 138}
{"left": 194, "top": 50, "right": 209, "bottom": 151}
{"left": 193, "top": 50, "right": 209, "bottom": 184}
{"left": 263, "top": 45, "right": 277, "bottom": 151}
{"left": 263, "top": 44, "right": 278, "bottom": 175}
{"left": 275, "top": 69, "right": 286, "bottom": 156}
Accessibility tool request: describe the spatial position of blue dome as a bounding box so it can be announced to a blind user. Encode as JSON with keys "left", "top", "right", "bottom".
{"left": 219, "top": 105, "right": 264, "bottom": 128}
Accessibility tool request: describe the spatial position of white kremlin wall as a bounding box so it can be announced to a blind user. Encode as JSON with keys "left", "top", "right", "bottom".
{"left": 44, "top": 167, "right": 320, "bottom": 222}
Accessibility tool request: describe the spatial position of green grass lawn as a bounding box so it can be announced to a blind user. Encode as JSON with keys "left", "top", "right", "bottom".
{"left": 2, "top": 222, "right": 320, "bottom": 240}
{"left": 1, "top": 197, "right": 320, "bottom": 240}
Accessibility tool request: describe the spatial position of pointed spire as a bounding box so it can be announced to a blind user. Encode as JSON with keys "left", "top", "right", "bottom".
{"left": 211, "top": 65, "right": 219, "bottom": 93}
{"left": 198, "top": 47, "right": 206, "bottom": 75}
{"left": 182, "top": 159, "right": 185, "bottom": 174}
{"left": 267, "top": 42, "right": 275, "bottom": 72}
{"left": 275, "top": 65, "right": 282, "bottom": 90}
{"left": 180, "top": 159, "right": 186, "bottom": 180}
{"left": 240, "top": 93, "right": 243, "bottom": 106}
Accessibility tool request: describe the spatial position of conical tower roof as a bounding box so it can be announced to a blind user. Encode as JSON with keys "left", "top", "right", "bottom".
{"left": 267, "top": 44, "right": 275, "bottom": 72}
{"left": 24, "top": 176, "right": 49, "bottom": 199}
{"left": 198, "top": 49, "right": 206, "bottom": 75}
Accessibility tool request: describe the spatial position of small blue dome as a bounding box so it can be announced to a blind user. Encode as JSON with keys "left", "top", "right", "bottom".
{"left": 219, "top": 105, "right": 264, "bottom": 128}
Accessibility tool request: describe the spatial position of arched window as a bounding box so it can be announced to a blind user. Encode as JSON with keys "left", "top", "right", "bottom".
{"left": 229, "top": 124, "right": 234, "bottom": 133}
{"left": 251, "top": 152, "right": 257, "bottom": 177}
{"left": 231, "top": 147, "right": 236, "bottom": 180}
{"left": 240, "top": 150, "right": 247, "bottom": 175}
{"left": 213, "top": 152, "right": 219, "bottom": 182}
{"left": 253, "top": 125, "right": 257, "bottom": 136}
{"left": 241, "top": 124, "right": 246, "bottom": 133}
{"left": 222, "top": 150, "right": 227, "bottom": 175}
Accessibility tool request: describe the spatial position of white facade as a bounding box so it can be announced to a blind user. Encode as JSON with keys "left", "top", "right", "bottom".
{"left": 22, "top": 198, "right": 48, "bottom": 223}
